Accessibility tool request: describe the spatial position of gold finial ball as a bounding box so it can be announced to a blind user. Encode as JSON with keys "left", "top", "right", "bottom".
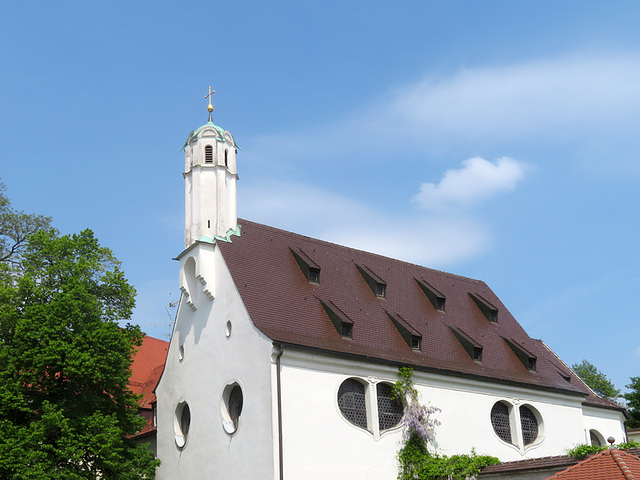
{"left": 207, "top": 105, "right": 214, "bottom": 112}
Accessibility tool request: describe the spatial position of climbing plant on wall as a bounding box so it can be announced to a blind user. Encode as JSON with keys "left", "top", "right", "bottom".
{"left": 394, "top": 368, "right": 500, "bottom": 480}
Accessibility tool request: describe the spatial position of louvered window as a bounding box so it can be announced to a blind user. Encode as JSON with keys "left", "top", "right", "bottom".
{"left": 491, "top": 402, "right": 512, "bottom": 443}
{"left": 520, "top": 406, "right": 538, "bottom": 445}
{"left": 377, "top": 383, "right": 403, "bottom": 431}
{"left": 338, "top": 379, "right": 367, "bottom": 429}
{"left": 205, "top": 145, "right": 213, "bottom": 163}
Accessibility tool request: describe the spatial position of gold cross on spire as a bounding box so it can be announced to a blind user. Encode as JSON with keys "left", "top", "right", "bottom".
{"left": 205, "top": 86, "right": 215, "bottom": 121}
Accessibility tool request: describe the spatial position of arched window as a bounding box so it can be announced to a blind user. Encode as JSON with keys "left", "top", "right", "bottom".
{"left": 205, "top": 145, "right": 213, "bottom": 163}
{"left": 590, "top": 429, "right": 603, "bottom": 446}
{"left": 491, "top": 402, "right": 512, "bottom": 443}
{"left": 376, "top": 383, "right": 403, "bottom": 431}
{"left": 337, "top": 378, "right": 367, "bottom": 429}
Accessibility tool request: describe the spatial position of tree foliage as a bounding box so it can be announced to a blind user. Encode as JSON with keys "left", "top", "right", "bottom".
{"left": 571, "top": 359, "right": 620, "bottom": 402}
{"left": 625, "top": 376, "right": 640, "bottom": 428}
{"left": 0, "top": 229, "right": 159, "bottom": 479}
{"left": 0, "top": 181, "right": 52, "bottom": 272}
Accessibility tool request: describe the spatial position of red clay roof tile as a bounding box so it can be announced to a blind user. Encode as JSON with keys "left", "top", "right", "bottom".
{"left": 129, "top": 336, "right": 169, "bottom": 409}
{"left": 545, "top": 448, "right": 640, "bottom": 480}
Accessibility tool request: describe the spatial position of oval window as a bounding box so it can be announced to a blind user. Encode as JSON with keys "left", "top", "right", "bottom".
{"left": 174, "top": 401, "right": 191, "bottom": 448}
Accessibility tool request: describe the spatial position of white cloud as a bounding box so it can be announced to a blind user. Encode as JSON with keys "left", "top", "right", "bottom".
{"left": 413, "top": 156, "right": 527, "bottom": 211}
{"left": 240, "top": 179, "right": 489, "bottom": 267}
{"left": 248, "top": 52, "right": 640, "bottom": 166}
{"left": 382, "top": 53, "right": 640, "bottom": 147}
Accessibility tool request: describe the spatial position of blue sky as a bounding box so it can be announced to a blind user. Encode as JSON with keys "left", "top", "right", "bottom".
{"left": 1, "top": 1, "right": 639, "bottom": 393}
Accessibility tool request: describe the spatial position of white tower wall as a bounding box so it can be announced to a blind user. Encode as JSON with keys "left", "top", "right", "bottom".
{"left": 183, "top": 124, "right": 238, "bottom": 247}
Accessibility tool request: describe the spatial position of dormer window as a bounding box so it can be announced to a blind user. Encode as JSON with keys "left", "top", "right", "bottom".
{"left": 290, "top": 247, "right": 321, "bottom": 284}
{"left": 319, "top": 298, "right": 354, "bottom": 339}
{"left": 341, "top": 323, "right": 353, "bottom": 338}
{"left": 469, "top": 293, "right": 498, "bottom": 323}
{"left": 356, "top": 264, "right": 387, "bottom": 299}
{"left": 308, "top": 267, "right": 320, "bottom": 284}
{"left": 503, "top": 337, "right": 537, "bottom": 372}
{"left": 205, "top": 145, "right": 213, "bottom": 163}
{"left": 449, "top": 326, "right": 483, "bottom": 363}
{"left": 386, "top": 311, "right": 422, "bottom": 352}
{"left": 415, "top": 278, "right": 446, "bottom": 312}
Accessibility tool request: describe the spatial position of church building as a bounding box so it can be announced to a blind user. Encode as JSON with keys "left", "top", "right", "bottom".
{"left": 152, "top": 95, "right": 626, "bottom": 479}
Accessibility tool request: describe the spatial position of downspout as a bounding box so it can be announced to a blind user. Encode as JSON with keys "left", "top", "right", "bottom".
{"left": 275, "top": 343, "right": 284, "bottom": 480}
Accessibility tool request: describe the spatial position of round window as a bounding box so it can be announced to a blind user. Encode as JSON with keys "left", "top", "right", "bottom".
{"left": 520, "top": 405, "right": 540, "bottom": 446}
{"left": 337, "top": 378, "right": 368, "bottom": 430}
{"left": 376, "top": 383, "right": 403, "bottom": 432}
{"left": 491, "top": 401, "right": 512, "bottom": 444}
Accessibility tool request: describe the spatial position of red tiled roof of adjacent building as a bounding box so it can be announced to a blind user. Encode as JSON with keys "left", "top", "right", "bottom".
{"left": 129, "top": 335, "right": 169, "bottom": 409}
{"left": 214, "top": 219, "right": 624, "bottom": 404}
{"left": 546, "top": 448, "right": 640, "bottom": 480}
{"left": 480, "top": 449, "right": 640, "bottom": 478}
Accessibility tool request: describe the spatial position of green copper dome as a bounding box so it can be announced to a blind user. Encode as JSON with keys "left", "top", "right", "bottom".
{"left": 181, "top": 121, "right": 237, "bottom": 151}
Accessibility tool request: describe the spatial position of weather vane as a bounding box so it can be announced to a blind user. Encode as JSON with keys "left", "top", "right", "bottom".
{"left": 205, "top": 86, "right": 215, "bottom": 122}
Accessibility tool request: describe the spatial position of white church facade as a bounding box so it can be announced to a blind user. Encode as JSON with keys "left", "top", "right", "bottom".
{"left": 152, "top": 100, "right": 626, "bottom": 479}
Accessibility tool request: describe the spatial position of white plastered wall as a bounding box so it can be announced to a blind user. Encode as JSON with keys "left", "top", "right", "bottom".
{"left": 156, "top": 242, "right": 275, "bottom": 480}
{"left": 277, "top": 349, "right": 626, "bottom": 479}
{"left": 183, "top": 126, "right": 238, "bottom": 246}
{"left": 581, "top": 404, "right": 626, "bottom": 446}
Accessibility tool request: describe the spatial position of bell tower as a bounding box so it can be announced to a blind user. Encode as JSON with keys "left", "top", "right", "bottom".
{"left": 182, "top": 87, "right": 238, "bottom": 247}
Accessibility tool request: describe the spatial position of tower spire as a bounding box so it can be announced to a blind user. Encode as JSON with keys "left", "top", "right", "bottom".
{"left": 205, "top": 86, "right": 215, "bottom": 122}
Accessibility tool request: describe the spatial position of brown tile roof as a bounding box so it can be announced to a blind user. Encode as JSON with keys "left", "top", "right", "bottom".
{"left": 480, "top": 454, "right": 579, "bottom": 475}
{"left": 545, "top": 448, "right": 640, "bottom": 480}
{"left": 129, "top": 335, "right": 169, "bottom": 409}
{"left": 216, "top": 219, "right": 620, "bottom": 398}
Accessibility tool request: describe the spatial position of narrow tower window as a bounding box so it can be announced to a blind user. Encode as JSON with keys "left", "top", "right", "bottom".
{"left": 205, "top": 145, "right": 213, "bottom": 163}
{"left": 224, "top": 149, "right": 228, "bottom": 167}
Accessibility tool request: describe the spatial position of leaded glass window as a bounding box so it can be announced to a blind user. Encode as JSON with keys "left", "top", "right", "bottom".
{"left": 491, "top": 402, "right": 512, "bottom": 443}
{"left": 520, "top": 406, "right": 538, "bottom": 445}
{"left": 377, "top": 383, "right": 403, "bottom": 431}
{"left": 338, "top": 379, "right": 367, "bottom": 429}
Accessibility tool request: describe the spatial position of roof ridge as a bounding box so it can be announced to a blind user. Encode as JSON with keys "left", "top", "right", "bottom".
{"left": 237, "top": 218, "right": 487, "bottom": 284}
{"left": 610, "top": 448, "right": 638, "bottom": 480}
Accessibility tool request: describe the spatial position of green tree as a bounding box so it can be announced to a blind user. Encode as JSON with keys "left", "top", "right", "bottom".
{"left": 0, "top": 181, "right": 52, "bottom": 271}
{"left": 0, "top": 229, "right": 159, "bottom": 479}
{"left": 625, "top": 377, "right": 640, "bottom": 428}
{"left": 571, "top": 359, "right": 620, "bottom": 402}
